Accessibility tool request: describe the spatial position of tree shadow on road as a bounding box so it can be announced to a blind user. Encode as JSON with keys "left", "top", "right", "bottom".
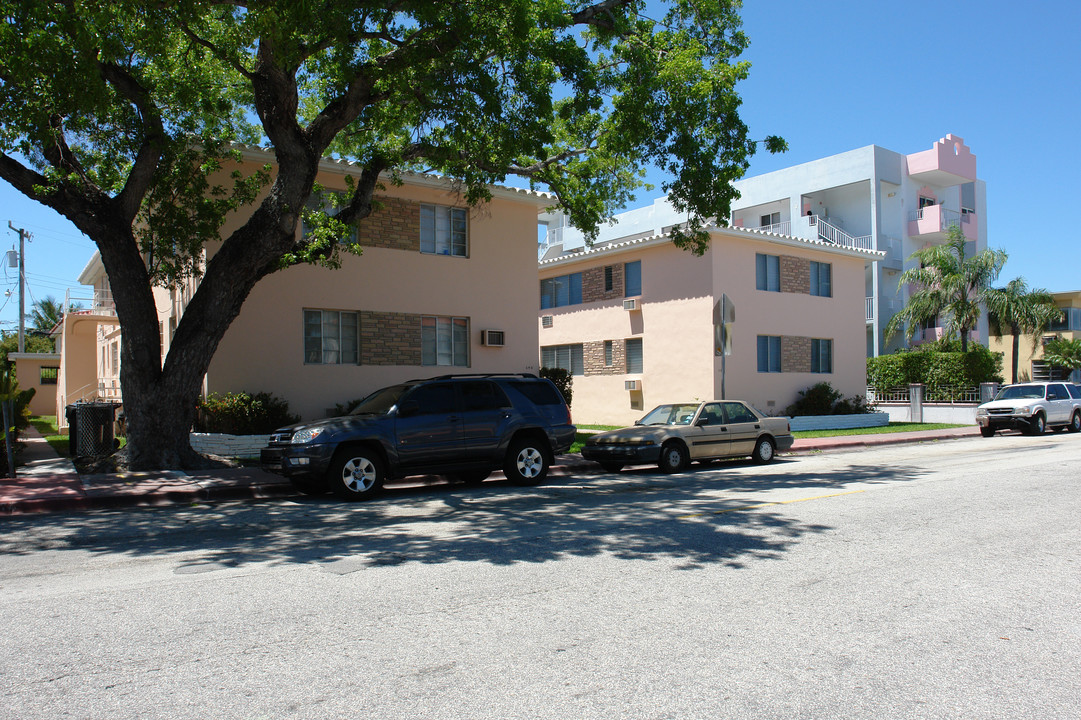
{"left": 0, "top": 461, "right": 926, "bottom": 574}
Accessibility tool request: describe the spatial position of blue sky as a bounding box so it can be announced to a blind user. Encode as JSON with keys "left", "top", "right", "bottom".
{"left": 1, "top": 0, "right": 1078, "bottom": 335}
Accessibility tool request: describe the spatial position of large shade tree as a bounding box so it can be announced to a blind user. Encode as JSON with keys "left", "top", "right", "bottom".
{"left": 985, "top": 278, "right": 1062, "bottom": 383}
{"left": 0, "top": 1, "right": 783, "bottom": 469}
{"left": 886, "top": 224, "right": 1007, "bottom": 353}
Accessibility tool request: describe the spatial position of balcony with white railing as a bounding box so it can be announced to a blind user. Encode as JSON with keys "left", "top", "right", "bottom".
{"left": 908, "top": 205, "right": 978, "bottom": 242}
{"left": 64, "top": 287, "right": 116, "bottom": 318}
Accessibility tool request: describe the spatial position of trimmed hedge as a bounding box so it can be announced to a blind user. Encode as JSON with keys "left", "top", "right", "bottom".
{"left": 195, "top": 392, "right": 299, "bottom": 435}
{"left": 867, "top": 342, "right": 1003, "bottom": 393}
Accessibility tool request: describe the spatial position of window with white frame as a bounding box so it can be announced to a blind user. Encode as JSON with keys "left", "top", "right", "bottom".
{"left": 624, "top": 260, "right": 642, "bottom": 297}
{"left": 625, "top": 338, "right": 643, "bottom": 373}
{"left": 811, "top": 339, "right": 832, "bottom": 373}
{"left": 420, "top": 204, "right": 468, "bottom": 256}
{"left": 810, "top": 261, "right": 832, "bottom": 297}
{"left": 756, "top": 253, "right": 780, "bottom": 292}
{"left": 304, "top": 310, "right": 359, "bottom": 364}
{"left": 422, "top": 316, "right": 469, "bottom": 366}
{"left": 757, "top": 335, "right": 781, "bottom": 373}
{"left": 541, "top": 344, "right": 584, "bottom": 376}
{"left": 540, "top": 272, "right": 583, "bottom": 309}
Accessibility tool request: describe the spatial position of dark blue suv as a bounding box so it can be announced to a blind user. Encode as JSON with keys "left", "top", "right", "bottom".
{"left": 261, "top": 374, "right": 575, "bottom": 500}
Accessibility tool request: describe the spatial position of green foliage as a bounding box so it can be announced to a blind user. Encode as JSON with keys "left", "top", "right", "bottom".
{"left": 1043, "top": 337, "right": 1081, "bottom": 372}
{"left": 540, "top": 367, "right": 573, "bottom": 407}
{"left": 0, "top": 331, "right": 56, "bottom": 366}
{"left": 784, "top": 382, "right": 872, "bottom": 417}
{"left": 886, "top": 225, "right": 1007, "bottom": 352}
{"left": 194, "top": 392, "right": 299, "bottom": 435}
{"left": 333, "top": 397, "right": 366, "bottom": 417}
{"left": 867, "top": 343, "right": 1003, "bottom": 392}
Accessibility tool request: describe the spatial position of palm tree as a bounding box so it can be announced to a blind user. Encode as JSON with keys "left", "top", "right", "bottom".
{"left": 886, "top": 224, "right": 1007, "bottom": 353}
{"left": 29, "top": 296, "right": 65, "bottom": 331}
{"left": 1043, "top": 337, "right": 1081, "bottom": 380}
{"left": 985, "top": 279, "right": 1062, "bottom": 383}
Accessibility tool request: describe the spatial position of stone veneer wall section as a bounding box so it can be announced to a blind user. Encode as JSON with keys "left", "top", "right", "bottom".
{"left": 584, "top": 339, "right": 627, "bottom": 376}
{"left": 361, "top": 311, "right": 422, "bottom": 365}
{"left": 780, "top": 255, "right": 810, "bottom": 295}
{"left": 781, "top": 335, "right": 812, "bottom": 373}
{"left": 356, "top": 196, "right": 422, "bottom": 251}
{"left": 581, "top": 264, "right": 626, "bottom": 304}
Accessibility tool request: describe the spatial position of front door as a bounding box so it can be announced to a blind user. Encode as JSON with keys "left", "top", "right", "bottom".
{"left": 394, "top": 382, "right": 462, "bottom": 469}
{"left": 685, "top": 402, "right": 731, "bottom": 459}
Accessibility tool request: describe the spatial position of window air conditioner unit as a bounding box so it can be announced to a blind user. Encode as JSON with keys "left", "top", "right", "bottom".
{"left": 481, "top": 330, "right": 505, "bottom": 347}
{"left": 541, "top": 315, "right": 554, "bottom": 328}
{"left": 624, "top": 379, "right": 641, "bottom": 391}
{"left": 623, "top": 298, "right": 639, "bottom": 311}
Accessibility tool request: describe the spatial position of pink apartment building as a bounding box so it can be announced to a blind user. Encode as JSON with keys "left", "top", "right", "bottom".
{"left": 538, "top": 225, "right": 882, "bottom": 426}
{"left": 56, "top": 148, "right": 552, "bottom": 426}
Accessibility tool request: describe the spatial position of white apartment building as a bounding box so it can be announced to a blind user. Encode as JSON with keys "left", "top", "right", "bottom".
{"left": 542, "top": 134, "right": 987, "bottom": 358}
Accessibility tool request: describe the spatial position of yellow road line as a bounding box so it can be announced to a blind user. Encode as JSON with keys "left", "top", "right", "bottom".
{"left": 678, "top": 489, "right": 866, "bottom": 519}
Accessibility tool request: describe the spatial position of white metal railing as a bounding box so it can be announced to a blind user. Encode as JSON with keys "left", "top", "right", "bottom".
{"left": 865, "top": 297, "right": 874, "bottom": 321}
{"left": 812, "top": 216, "right": 873, "bottom": 250}
{"left": 64, "top": 287, "right": 116, "bottom": 317}
{"left": 754, "top": 220, "right": 791, "bottom": 236}
{"left": 867, "top": 385, "right": 981, "bottom": 405}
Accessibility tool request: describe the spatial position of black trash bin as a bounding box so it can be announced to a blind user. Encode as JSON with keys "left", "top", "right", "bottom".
{"left": 70, "top": 402, "right": 120, "bottom": 456}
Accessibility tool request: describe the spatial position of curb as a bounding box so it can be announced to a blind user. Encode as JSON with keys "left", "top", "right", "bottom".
{"left": 2, "top": 429, "right": 981, "bottom": 516}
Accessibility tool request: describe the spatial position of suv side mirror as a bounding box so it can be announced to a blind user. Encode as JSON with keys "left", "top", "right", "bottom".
{"left": 397, "top": 401, "right": 419, "bottom": 417}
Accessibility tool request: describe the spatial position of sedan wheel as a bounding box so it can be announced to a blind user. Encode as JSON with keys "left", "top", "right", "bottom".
{"left": 658, "top": 442, "right": 688, "bottom": 473}
{"left": 752, "top": 437, "right": 776, "bottom": 464}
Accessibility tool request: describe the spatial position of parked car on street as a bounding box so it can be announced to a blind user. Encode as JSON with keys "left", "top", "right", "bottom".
{"left": 581, "top": 400, "right": 794, "bottom": 473}
{"left": 975, "top": 381, "right": 1081, "bottom": 437}
{"left": 261, "top": 374, "right": 576, "bottom": 499}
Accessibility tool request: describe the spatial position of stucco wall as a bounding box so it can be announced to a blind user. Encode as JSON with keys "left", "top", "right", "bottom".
{"left": 208, "top": 171, "right": 544, "bottom": 420}
{"left": 11, "top": 355, "right": 60, "bottom": 416}
{"left": 540, "top": 230, "right": 871, "bottom": 426}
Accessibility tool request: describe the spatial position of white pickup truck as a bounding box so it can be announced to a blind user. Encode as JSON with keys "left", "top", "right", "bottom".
{"left": 975, "top": 382, "right": 1081, "bottom": 437}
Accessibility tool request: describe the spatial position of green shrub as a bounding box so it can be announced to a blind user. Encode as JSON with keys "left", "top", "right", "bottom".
{"left": 867, "top": 343, "right": 1002, "bottom": 390}
{"left": 195, "top": 391, "right": 299, "bottom": 435}
{"left": 785, "top": 382, "right": 872, "bottom": 417}
{"left": 539, "top": 367, "right": 572, "bottom": 407}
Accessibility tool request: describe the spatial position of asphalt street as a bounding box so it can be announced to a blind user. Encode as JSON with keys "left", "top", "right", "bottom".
{"left": 1, "top": 433, "right": 1079, "bottom": 719}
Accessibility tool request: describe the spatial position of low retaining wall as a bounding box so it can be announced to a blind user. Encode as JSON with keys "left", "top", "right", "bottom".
{"left": 876, "top": 404, "right": 977, "bottom": 425}
{"left": 190, "top": 433, "right": 271, "bottom": 459}
{"left": 788, "top": 413, "right": 890, "bottom": 432}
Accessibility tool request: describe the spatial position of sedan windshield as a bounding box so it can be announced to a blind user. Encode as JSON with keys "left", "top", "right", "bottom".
{"left": 639, "top": 404, "right": 701, "bottom": 426}
{"left": 350, "top": 385, "right": 411, "bottom": 415}
{"left": 995, "top": 385, "right": 1046, "bottom": 401}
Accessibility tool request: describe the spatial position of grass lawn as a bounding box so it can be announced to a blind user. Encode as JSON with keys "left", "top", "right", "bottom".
{"left": 792, "top": 422, "right": 968, "bottom": 439}
{"left": 29, "top": 415, "right": 71, "bottom": 457}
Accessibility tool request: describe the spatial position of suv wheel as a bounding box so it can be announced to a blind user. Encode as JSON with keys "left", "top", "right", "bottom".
{"left": 980, "top": 427, "right": 995, "bottom": 438}
{"left": 1069, "top": 411, "right": 1081, "bottom": 434}
{"left": 329, "top": 447, "right": 385, "bottom": 500}
{"left": 505, "top": 439, "right": 549, "bottom": 485}
{"left": 1026, "top": 413, "right": 1046, "bottom": 436}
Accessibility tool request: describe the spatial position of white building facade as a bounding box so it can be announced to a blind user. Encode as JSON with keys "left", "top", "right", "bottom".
{"left": 542, "top": 134, "right": 987, "bottom": 358}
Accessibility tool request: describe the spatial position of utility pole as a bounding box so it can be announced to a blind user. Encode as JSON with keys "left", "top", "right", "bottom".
{"left": 7, "top": 222, "right": 28, "bottom": 353}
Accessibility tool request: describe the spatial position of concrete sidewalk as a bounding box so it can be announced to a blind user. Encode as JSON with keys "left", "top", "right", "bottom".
{"left": 0, "top": 424, "right": 981, "bottom": 516}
